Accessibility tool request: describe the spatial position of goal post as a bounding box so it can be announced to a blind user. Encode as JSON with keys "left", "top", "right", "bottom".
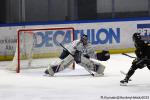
{"left": 11, "top": 27, "right": 75, "bottom": 73}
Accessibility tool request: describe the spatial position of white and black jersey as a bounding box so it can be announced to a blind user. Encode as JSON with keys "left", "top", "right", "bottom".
{"left": 65, "top": 40, "right": 96, "bottom": 59}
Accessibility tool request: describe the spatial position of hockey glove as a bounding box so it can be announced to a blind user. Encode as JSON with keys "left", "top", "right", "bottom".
{"left": 97, "top": 50, "right": 110, "bottom": 61}
{"left": 74, "top": 50, "right": 82, "bottom": 63}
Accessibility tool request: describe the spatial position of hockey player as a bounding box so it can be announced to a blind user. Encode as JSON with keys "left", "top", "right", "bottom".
{"left": 120, "top": 33, "right": 150, "bottom": 85}
{"left": 44, "top": 34, "right": 110, "bottom": 76}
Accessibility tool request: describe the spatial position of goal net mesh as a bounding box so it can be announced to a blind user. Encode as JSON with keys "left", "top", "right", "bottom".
{"left": 9, "top": 27, "right": 74, "bottom": 73}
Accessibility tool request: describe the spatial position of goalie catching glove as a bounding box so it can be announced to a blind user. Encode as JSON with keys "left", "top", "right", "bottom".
{"left": 97, "top": 50, "right": 110, "bottom": 61}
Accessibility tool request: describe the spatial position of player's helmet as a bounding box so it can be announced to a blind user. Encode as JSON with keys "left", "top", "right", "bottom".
{"left": 132, "top": 33, "right": 141, "bottom": 42}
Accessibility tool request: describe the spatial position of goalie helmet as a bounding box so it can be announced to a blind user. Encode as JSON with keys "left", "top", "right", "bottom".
{"left": 81, "top": 34, "right": 88, "bottom": 45}
{"left": 81, "top": 34, "right": 88, "bottom": 41}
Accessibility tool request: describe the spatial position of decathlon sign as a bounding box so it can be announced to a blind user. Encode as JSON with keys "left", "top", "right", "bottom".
{"left": 34, "top": 28, "right": 120, "bottom": 48}
{"left": 74, "top": 28, "right": 120, "bottom": 44}
{"left": 34, "top": 30, "right": 73, "bottom": 48}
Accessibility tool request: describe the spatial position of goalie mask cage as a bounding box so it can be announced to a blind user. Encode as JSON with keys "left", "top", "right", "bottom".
{"left": 11, "top": 27, "right": 75, "bottom": 73}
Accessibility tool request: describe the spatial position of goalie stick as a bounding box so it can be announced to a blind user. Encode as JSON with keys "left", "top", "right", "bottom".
{"left": 56, "top": 41, "right": 95, "bottom": 77}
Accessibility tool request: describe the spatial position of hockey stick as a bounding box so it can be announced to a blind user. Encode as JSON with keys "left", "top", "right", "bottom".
{"left": 122, "top": 53, "right": 150, "bottom": 64}
{"left": 122, "top": 53, "right": 136, "bottom": 58}
{"left": 58, "top": 42, "right": 74, "bottom": 56}
{"left": 56, "top": 41, "right": 95, "bottom": 77}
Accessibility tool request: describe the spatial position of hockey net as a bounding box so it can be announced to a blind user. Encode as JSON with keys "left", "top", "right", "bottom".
{"left": 9, "top": 27, "right": 75, "bottom": 73}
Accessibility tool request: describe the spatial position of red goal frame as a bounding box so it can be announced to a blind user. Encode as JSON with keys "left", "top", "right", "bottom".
{"left": 17, "top": 27, "right": 75, "bottom": 73}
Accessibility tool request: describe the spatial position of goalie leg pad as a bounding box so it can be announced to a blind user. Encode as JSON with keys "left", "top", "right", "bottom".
{"left": 95, "top": 64, "right": 105, "bottom": 75}
{"left": 59, "top": 55, "right": 74, "bottom": 69}
{"left": 79, "top": 56, "right": 95, "bottom": 70}
{"left": 45, "top": 58, "right": 62, "bottom": 76}
{"left": 79, "top": 56, "right": 105, "bottom": 75}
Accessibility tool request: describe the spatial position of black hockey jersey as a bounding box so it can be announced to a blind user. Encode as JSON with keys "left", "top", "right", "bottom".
{"left": 133, "top": 33, "right": 150, "bottom": 59}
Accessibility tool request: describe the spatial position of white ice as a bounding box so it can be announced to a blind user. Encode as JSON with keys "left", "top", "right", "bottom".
{"left": 0, "top": 53, "right": 150, "bottom": 100}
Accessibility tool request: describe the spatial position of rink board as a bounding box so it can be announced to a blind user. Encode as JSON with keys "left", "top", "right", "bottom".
{"left": 0, "top": 18, "right": 150, "bottom": 60}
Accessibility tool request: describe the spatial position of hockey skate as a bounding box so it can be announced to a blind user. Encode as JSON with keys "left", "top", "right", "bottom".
{"left": 44, "top": 66, "right": 55, "bottom": 77}
{"left": 120, "top": 79, "right": 128, "bottom": 86}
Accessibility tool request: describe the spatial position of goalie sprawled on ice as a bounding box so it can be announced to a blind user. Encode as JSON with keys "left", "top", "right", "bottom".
{"left": 44, "top": 34, "right": 110, "bottom": 76}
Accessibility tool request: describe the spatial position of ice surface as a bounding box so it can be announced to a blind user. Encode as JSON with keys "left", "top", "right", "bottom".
{"left": 0, "top": 53, "right": 150, "bottom": 100}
